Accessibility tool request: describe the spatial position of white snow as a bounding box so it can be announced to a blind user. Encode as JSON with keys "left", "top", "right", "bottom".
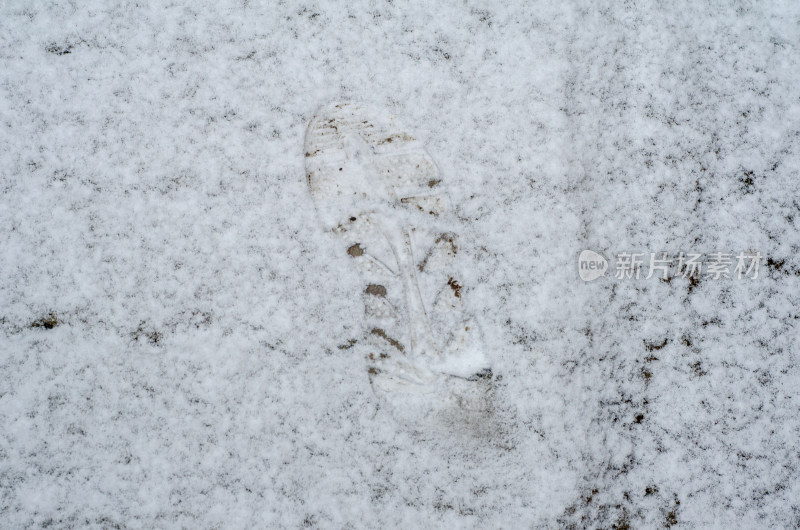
{"left": 1, "top": 0, "right": 799, "bottom": 527}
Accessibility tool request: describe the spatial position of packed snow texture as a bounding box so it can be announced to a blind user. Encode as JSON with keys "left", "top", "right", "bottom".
{"left": 1, "top": 1, "right": 799, "bottom": 528}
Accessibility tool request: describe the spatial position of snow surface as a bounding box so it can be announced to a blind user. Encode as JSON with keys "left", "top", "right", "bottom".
{"left": 1, "top": 1, "right": 799, "bottom": 528}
